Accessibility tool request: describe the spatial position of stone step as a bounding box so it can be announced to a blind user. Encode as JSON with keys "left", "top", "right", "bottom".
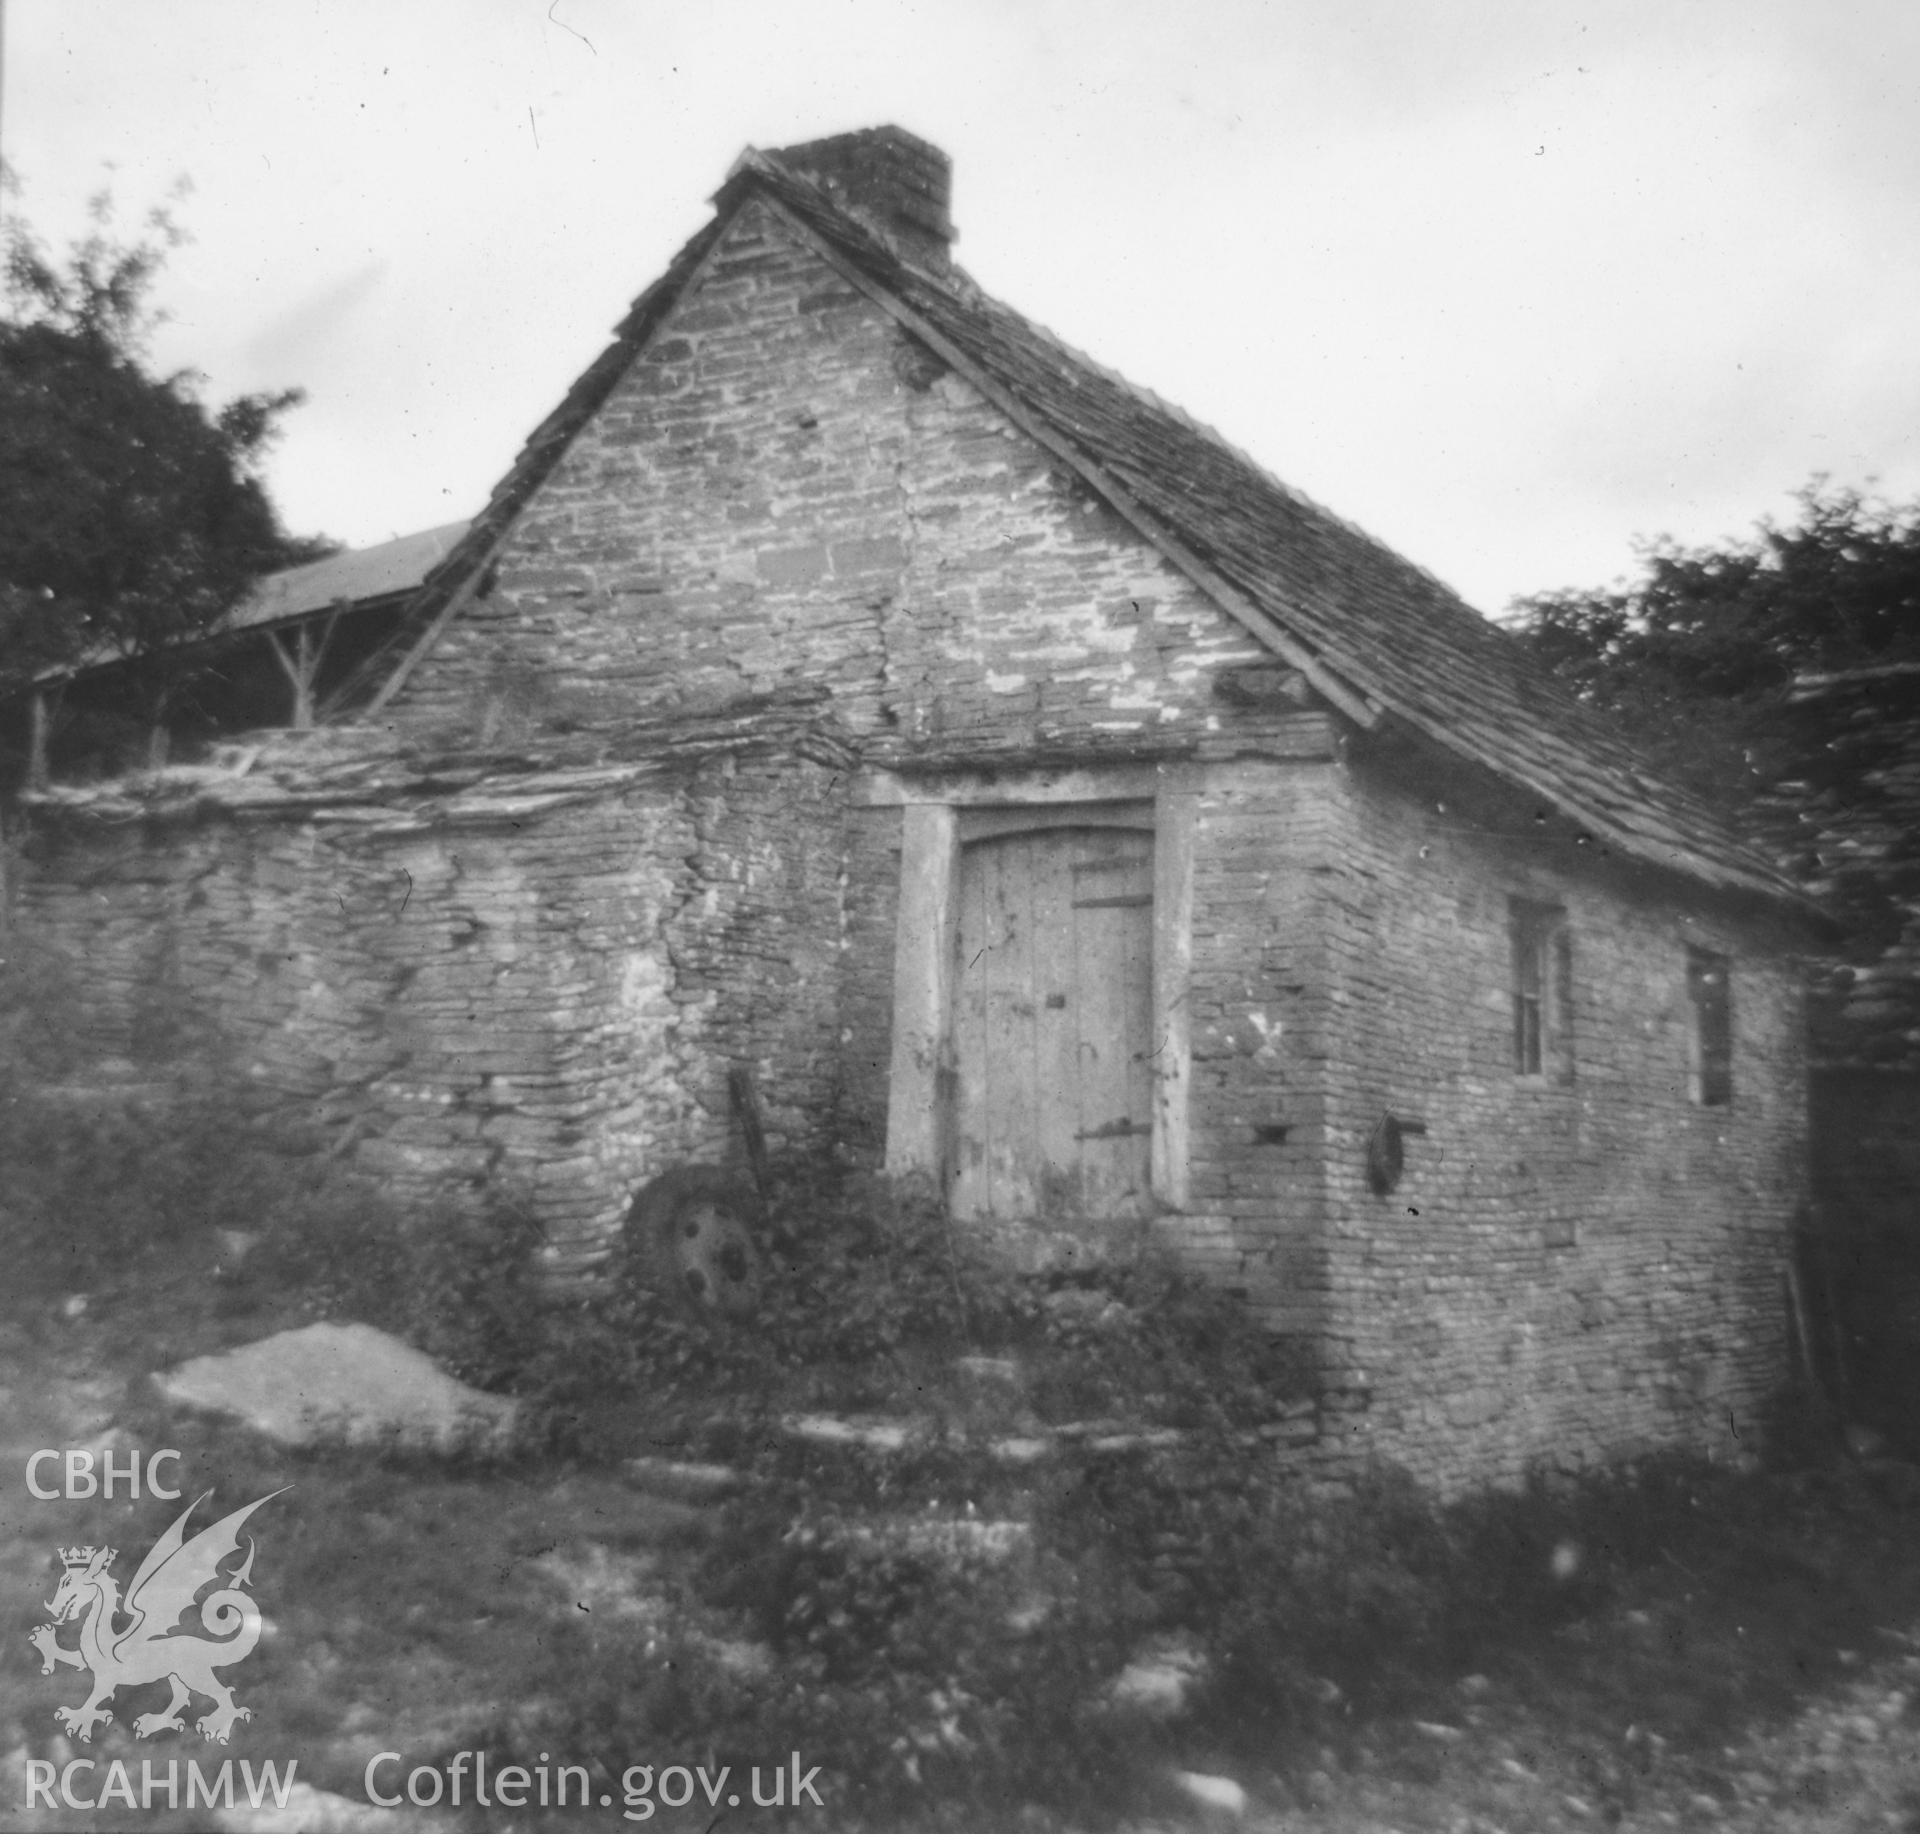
{"left": 619, "top": 1455, "right": 749, "bottom": 1503}
{"left": 779, "top": 1409, "right": 1320, "bottom": 1464}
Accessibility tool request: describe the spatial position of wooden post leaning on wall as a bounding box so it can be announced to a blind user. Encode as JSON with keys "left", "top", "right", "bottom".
{"left": 26, "top": 687, "right": 50, "bottom": 790}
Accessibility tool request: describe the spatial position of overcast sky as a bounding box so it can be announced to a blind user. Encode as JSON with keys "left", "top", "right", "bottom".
{"left": 4, "top": 0, "right": 1917, "bottom": 617}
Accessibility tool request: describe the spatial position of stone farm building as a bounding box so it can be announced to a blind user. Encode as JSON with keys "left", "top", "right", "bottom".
{"left": 12, "top": 128, "right": 1819, "bottom": 1487}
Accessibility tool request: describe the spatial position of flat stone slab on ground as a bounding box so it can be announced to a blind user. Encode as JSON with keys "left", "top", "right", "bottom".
{"left": 782, "top": 1412, "right": 927, "bottom": 1451}
{"left": 153, "top": 1321, "right": 517, "bottom": 1452}
{"left": 1108, "top": 1636, "right": 1208, "bottom": 1718}
{"left": 212, "top": 1781, "right": 427, "bottom": 1833}
{"left": 621, "top": 1455, "right": 746, "bottom": 1501}
{"left": 530, "top": 1543, "right": 665, "bottom": 1622}
{"left": 954, "top": 1354, "right": 1025, "bottom": 1387}
{"left": 1170, "top": 1770, "right": 1248, "bottom": 1817}
{"left": 782, "top": 1413, "right": 1196, "bottom": 1464}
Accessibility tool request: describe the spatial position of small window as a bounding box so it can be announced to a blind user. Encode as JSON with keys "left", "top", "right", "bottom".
{"left": 1510, "top": 899, "right": 1571, "bottom": 1080}
{"left": 1687, "top": 947, "right": 1733, "bottom": 1106}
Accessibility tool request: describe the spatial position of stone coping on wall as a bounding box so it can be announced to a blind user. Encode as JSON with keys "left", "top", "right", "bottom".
{"left": 18, "top": 692, "right": 861, "bottom": 832}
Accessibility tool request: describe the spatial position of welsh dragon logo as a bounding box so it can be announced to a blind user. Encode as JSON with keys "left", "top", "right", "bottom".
{"left": 30, "top": 1488, "right": 288, "bottom": 1745}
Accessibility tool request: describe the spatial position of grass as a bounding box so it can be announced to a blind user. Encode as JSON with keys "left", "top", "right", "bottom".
{"left": 2, "top": 1047, "right": 1918, "bottom": 1829}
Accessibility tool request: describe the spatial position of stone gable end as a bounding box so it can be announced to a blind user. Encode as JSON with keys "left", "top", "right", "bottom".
{"left": 387, "top": 197, "right": 1266, "bottom": 749}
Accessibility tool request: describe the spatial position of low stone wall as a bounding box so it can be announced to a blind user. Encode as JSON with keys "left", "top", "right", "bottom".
{"left": 14, "top": 735, "right": 853, "bottom": 1272}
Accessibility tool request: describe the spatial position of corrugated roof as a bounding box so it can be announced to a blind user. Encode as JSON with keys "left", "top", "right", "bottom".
{"left": 373, "top": 139, "right": 1804, "bottom": 911}
{"left": 38, "top": 520, "right": 472, "bottom": 684}
{"left": 231, "top": 521, "right": 470, "bottom": 632}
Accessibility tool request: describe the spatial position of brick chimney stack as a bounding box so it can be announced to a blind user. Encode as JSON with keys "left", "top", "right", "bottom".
{"left": 770, "top": 126, "right": 954, "bottom": 270}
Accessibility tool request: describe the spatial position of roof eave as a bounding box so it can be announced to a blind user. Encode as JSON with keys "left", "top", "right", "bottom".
{"left": 331, "top": 154, "right": 1806, "bottom": 920}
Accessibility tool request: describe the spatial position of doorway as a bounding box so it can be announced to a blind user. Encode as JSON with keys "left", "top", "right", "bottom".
{"left": 949, "top": 807, "right": 1155, "bottom": 1223}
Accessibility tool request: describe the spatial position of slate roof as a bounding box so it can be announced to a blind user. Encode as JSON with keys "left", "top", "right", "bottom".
{"left": 38, "top": 520, "right": 470, "bottom": 685}
{"left": 374, "top": 136, "right": 1804, "bottom": 911}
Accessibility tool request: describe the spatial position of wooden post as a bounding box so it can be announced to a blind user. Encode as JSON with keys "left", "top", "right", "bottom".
{"left": 728, "top": 1066, "right": 772, "bottom": 1212}
{"left": 140, "top": 675, "right": 173, "bottom": 771}
{"left": 265, "top": 611, "right": 339, "bottom": 729}
{"left": 1150, "top": 790, "right": 1197, "bottom": 1211}
{"left": 884, "top": 803, "right": 960, "bottom": 1182}
{"left": 1784, "top": 1256, "right": 1826, "bottom": 1414}
{"left": 26, "top": 687, "right": 50, "bottom": 789}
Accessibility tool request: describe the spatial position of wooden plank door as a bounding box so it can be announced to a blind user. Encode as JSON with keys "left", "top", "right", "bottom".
{"left": 951, "top": 821, "right": 1155, "bottom": 1224}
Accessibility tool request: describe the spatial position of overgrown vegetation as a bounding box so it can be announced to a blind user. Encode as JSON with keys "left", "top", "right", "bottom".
{"left": 0, "top": 941, "right": 545, "bottom": 1388}
{"left": 513, "top": 1166, "right": 1311, "bottom": 1462}
{"left": 4, "top": 966, "right": 1918, "bottom": 1824}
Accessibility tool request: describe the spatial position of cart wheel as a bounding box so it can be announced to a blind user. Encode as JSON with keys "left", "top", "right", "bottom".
{"left": 624, "top": 1167, "right": 764, "bottom": 1319}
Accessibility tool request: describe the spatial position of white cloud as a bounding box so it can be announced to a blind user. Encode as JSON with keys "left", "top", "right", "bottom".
{"left": 5, "top": 0, "right": 1915, "bottom": 610}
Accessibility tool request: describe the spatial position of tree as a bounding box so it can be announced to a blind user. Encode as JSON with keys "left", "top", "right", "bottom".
{"left": 1510, "top": 481, "right": 1920, "bottom": 810}
{"left": 0, "top": 186, "right": 321, "bottom": 765}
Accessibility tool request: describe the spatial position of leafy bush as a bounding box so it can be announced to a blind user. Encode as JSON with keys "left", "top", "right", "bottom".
{"left": 393, "top": 1186, "right": 548, "bottom": 1390}
{"left": 497, "top": 1477, "right": 1150, "bottom": 1821}
{"left": 755, "top": 1169, "right": 983, "bottom": 1366}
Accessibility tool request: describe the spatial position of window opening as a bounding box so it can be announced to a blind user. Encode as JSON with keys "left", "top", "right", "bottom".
{"left": 1687, "top": 947, "right": 1733, "bottom": 1106}
{"left": 1510, "top": 899, "right": 1571, "bottom": 1080}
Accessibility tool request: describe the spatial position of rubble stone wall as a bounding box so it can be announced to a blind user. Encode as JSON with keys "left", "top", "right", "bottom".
{"left": 1309, "top": 753, "right": 1807, "bottom": 1491}
{"left": 15, "top": 750, "right": 849, "bottom": 1269}
{"left": 385, "top": 196, "right": 1266, "bottom": 759}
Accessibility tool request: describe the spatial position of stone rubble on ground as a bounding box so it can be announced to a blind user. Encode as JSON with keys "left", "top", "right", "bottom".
{"left": 1108, "top": 1636, "right": 1209, "bottom": 1719}
{"left": 847, "top": 1513, "right": 1033, "bottom": 1564}
{"left": 620, "top": 1454, "right": 747, "bottom": 1501}
{"left": 529, "top": 1543, "right": 664, "bottom": 1623}
{"left": 152, "top": 1321, "right": 518, "bottom": 1452}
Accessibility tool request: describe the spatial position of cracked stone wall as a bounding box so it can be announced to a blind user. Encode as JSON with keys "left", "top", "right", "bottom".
{"left": 17, "top": 750, "right": 849, "bottom": 1270}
